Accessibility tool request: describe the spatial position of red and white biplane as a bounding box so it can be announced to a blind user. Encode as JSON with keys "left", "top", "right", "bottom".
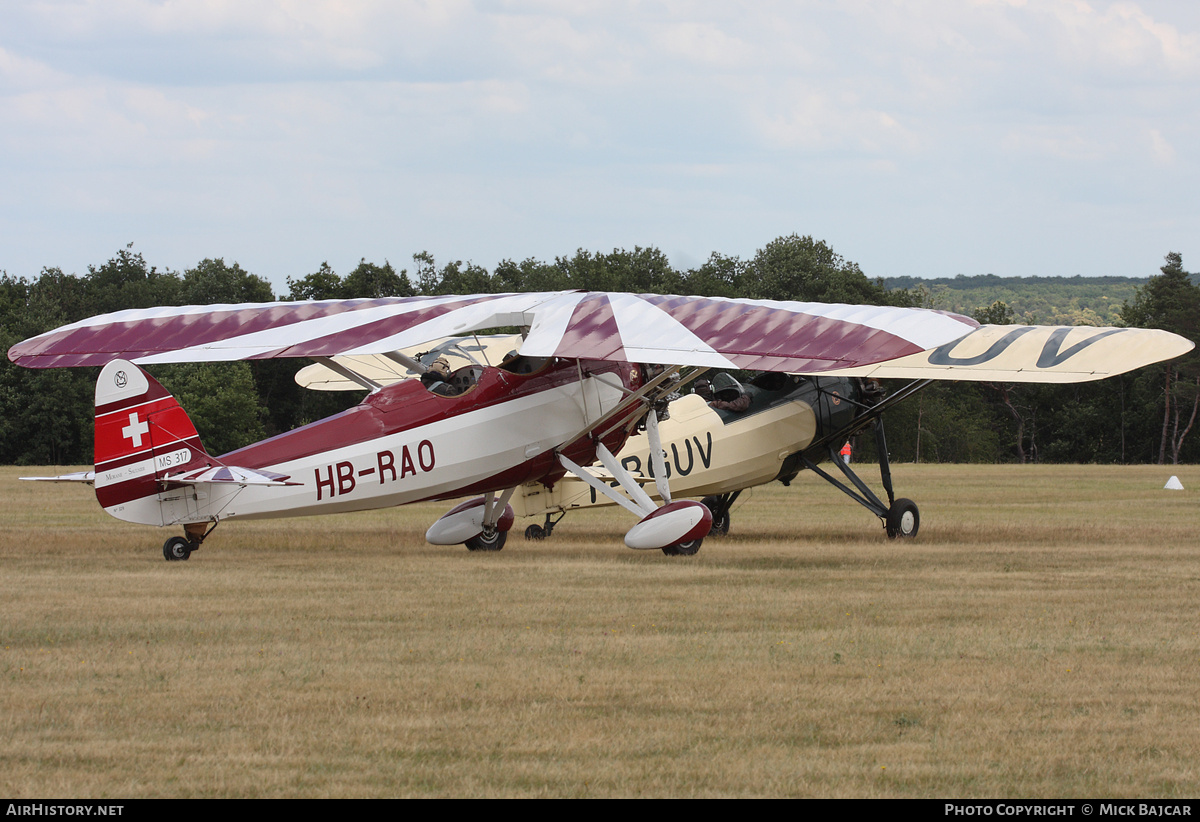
{"left": 8, "top": 291, "right": 1192, "bottom": 560}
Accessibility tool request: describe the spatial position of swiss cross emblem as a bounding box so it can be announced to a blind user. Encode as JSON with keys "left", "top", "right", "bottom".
{"left": 122, "top": 412, "right": 150, "bottom": 448}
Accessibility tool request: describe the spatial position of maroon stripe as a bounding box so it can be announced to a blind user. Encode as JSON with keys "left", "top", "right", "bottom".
{"left": 9, "top": 297, "right": 452, "bottom": 368}
{"left": 270, "top": 296, "right": 502, "bottom": 358}
{"left": 96, "top": 476, "right": 160, "bottom": 509}
{"left": 638, "top": 294, "right": 926, "bottom": 370}
{"left": 95, "top": 379, "right": 173, "bottom": 416}
{"left": 551, "top": 294, "right": 629, "bottom": 360}
{"left": 95, "top": 434, "right": 206, "bottom": 474}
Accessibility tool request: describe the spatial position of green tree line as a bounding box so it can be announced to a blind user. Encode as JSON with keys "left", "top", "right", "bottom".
{"left": 1, "top": 239, "right": 1196, "bottom": 466}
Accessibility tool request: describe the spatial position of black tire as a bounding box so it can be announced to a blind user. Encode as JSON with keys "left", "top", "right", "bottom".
{"left": 524, "top": 524, "right": 546, "bottom": 541}
{"left": 885, "top": 498, "right": 919, "bottom": 539}
{"left": 465, "top": 530, "right": 507, "bottom": 552}
{"left": 662, "top": 538, "right": 702, "bottom": 557}
{"left": 163, "top": 536, "right": 192, "bottom": 562}
{"left": 700, "top": 495, "right": 731, "bottom": 537}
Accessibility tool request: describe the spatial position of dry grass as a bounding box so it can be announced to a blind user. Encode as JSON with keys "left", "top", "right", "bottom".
{"left": 2, "top": 463, "right": 1199, "bottom": 797}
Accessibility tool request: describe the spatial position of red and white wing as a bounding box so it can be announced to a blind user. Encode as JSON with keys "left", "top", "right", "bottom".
{"left": 8, "top": 293, "right": 562, "bottom": 369}
{"left": 519, "top": 292, "right": 976, "bottom": 372}
{"left": 8, "top": 291, "right": 978, "bottom": 374}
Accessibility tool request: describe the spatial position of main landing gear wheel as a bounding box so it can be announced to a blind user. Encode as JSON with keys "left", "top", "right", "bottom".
{"left": 662, "top": 538, "right": 702, "bottom": 557}
{"left": 465, "top": 530, "right": 507, "bottom": 552}
{"left": 701, "top": 496, "right": 731, "bottom": 537}
{"left": 885, "top": 498, "right": 919, "bottom": 539}
{"left": 524, "top": 524, "right": 547, "bottom": 541}
{"left": 163, "top": 536, "right": 193, "bottom": 561}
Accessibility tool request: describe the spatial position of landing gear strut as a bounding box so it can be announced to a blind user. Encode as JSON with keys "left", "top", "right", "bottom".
{"left": 800, "top": 416, "right": 920, "bottom": 539}
{"left": 700, "top": 491, "right": 740, "bottom": 537}
{"left": 525, "top": 512, "right": 565, "bottom": 541}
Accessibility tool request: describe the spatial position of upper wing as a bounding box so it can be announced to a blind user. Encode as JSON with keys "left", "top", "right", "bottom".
{"left": 8, "top": 293, "right": 561, "bottom": 369}
{"left": 818, "top": 324, "right": 1195, "bottom": 383}
{"left": 8, "top": 292, "right": 979, "bottom": 375}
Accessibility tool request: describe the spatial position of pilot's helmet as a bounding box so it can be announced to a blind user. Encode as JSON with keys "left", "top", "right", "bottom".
{"left": 428, "top": 357, "right": 451, "bottom": 379}
{"left": 711, "top": 372, "right": 744, "bottom": 401}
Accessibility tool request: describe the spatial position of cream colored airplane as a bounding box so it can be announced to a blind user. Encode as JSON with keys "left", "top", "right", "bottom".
{"left": 296, "top": 323, "right": 1191, "bottom": 548}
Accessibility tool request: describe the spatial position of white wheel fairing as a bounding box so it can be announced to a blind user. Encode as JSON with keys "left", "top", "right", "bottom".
{"left": 426, "top": 498, "right": 515, "bottom": 545}
{"left": 624, "top": 500, "right": 712, "bottom": 550}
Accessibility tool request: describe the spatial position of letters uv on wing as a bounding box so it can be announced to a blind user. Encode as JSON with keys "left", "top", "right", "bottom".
{"left": 818, "top": 325, "right": 1195, "bottom": 383}
{"left": 8, "top": 292, "right": 979, "bottom": 375}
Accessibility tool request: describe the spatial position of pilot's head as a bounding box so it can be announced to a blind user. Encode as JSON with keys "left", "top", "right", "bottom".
{"left": 711, "top": 373, "right": 743, "bottom": 402}
{"left": 428, "top": 357, "right": 451, "bottom": 379}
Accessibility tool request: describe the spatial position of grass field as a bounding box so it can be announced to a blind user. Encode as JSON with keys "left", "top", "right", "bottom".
{"left": 2, "top": 463, "right": 1198, "bottom": 798}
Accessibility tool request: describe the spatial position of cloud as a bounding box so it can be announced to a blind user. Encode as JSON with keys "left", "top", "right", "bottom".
{"left": 0, "top": 0, "right": 1196, "bottom": 283}
{"left": 1148, "top": 128, "right": 1175, "bottom": 165}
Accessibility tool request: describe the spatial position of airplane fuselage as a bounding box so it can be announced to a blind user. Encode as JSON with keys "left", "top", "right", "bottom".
{"left": 111, "top": 358, "right": 640, "bottom": 527}
{"left": 514, "top": 375, "right": 861, "bottom": 517}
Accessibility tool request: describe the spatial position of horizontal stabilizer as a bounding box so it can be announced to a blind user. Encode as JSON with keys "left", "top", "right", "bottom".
{"left": 164, "top": 466, "right": 301, "bottom": 487}
{"left": 20, "top": 471, "right": 96, "bottom": 484}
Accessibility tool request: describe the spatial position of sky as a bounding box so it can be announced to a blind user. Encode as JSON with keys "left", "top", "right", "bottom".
{"left": 1, "top": 0, "right": 1197, "bottom": 294}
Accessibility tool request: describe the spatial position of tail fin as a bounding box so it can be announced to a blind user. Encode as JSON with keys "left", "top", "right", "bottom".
{"left": 94, "top": 360, "right": 209, "bottom": 523}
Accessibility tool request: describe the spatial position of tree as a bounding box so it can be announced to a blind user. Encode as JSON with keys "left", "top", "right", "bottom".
{"left": 86, "top": 244, "right": 181, "bottom": 314}
{"left": 412, "top": 251, "right": 440, "bottom": 295}
{"left": 681, "top": 252, "right": 743, "bottom": 298}
{"left": 973, "top": 299, "right": 1015, "bottom": 326}
{"left": 741, "top": 234, "right": 904, "bottom": 305}
{"left": 0, "top": 269, "right": 94, "bottom": 464}
{"left": 152, "top": 363, "right": 267, "bottom": 456}
{"left": 287, "top": 262, "right": 343, "bottom": 301}
{"left": 342, "top": 259, "right": 414, "bottom": 298}
{"left": 180, "top": 259, "right": 274, "bottom": 305}
{"left": 1121, "top": 253, "right": 1200, "bottom": 464}
{"left": 492, "top": 257, "right": 566, "bottom": 293}
{"left": 432, "top": 260, "right": 493, "bottom": 295}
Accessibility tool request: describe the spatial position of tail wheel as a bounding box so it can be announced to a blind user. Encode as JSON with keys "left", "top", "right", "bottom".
{"left": 466, "top": 530, "right": 507, "bottom": 552}
{"left": 662, "top": 538, "right": 702, "bottom": 556}
{"left": 885, "top": 498, "right": 919, "bottom": 539}
{"left": 163, "top": 536, "right": 193, "bottom": 562}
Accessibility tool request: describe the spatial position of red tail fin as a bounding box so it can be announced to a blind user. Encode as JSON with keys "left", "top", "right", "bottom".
{"left": 94, "top": 360, "right": 208, "bottom": 521}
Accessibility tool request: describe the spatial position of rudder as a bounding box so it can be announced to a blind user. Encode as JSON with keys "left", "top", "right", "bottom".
{"left": 94, "top": 360, "right": 209, "bottom": 524}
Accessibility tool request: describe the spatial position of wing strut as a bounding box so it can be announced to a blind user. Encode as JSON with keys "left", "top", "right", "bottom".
{"left": 558, "top": 448, "right": 653, "bottom": 517}
{"left": 313, "top": 356, "right": 382, "bottom": 392}
{"left": 557, "top": 407, "right": 712, "bottom": 554}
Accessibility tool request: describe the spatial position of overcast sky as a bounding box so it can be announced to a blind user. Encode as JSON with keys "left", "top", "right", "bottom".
{"left": 2, "top": 0, "right": 1197, "bottom": 293}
